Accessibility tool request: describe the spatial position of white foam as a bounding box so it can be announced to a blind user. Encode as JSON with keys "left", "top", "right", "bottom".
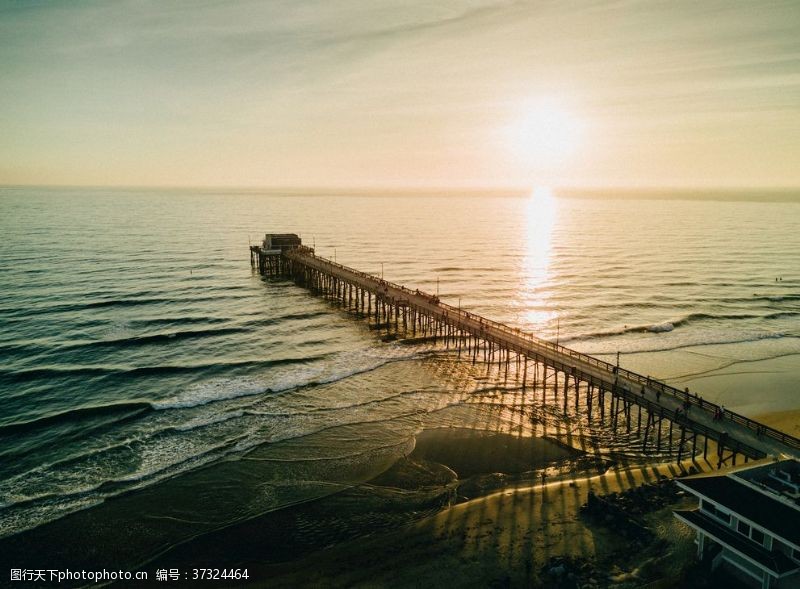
{"left": 152, "top": 346, "right": 422, "bottom": 410}
{"left": 0, "top": 344, "right": 428, "bottom": 538}
{"left": 151, "top": 375, "right": 279, "bottom": 410}
{"left": 173, "top": 410, "right": 245, "bottom": 432}
{"left": 99, "top": 320, "right": 136, "bottom": 342}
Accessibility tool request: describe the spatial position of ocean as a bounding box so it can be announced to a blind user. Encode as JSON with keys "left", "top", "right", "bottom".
{"left": 1, "top": 186, "right": 798, "bottom": 572}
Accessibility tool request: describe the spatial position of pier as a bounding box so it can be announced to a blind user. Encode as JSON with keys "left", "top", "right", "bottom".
{"left": 250, "top": 235, "right": 800, "bottom": 468}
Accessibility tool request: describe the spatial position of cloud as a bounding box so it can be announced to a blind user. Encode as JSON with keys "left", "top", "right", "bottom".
{"left": 1, "top": 0, "right": 798, "bottom": 187}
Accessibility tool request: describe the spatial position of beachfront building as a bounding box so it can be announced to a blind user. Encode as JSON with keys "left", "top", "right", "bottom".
{"left": 674, "top": 459, "right": 800, "bottom": 588}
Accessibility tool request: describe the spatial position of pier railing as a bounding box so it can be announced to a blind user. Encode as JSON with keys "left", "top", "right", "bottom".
{"left": 286, "top": 247, "right": 800, "bottom": 452}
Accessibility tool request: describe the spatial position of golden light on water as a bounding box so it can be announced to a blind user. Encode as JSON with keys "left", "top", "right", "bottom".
{"left": 522, "top": 186, "right": 558, "bottom": 329}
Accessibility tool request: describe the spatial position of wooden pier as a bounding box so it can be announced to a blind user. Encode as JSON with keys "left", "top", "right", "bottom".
{"left": 250, "top": 237, "right": 800, "bottom": 468}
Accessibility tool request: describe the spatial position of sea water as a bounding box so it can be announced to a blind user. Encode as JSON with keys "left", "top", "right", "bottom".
{"left": 1, "top": 186, "right": 798, "bottom": 548}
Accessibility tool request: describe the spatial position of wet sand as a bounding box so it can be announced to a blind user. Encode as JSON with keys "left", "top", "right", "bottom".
{"left": 248, "top": 414, "right": 800, "bottom": 588}
{"left": 756, "top": 408, "right": 800, "bottom": 439}
{"left": 133, "top": 427, "right": 595, "bottom": 579}
{"left": 254, "top": 460, "right": 704, "bottom": 588}
{"left": 408, "top": 427, "right": 582, "bottom": 477}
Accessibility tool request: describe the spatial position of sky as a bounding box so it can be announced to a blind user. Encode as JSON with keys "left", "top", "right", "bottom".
{"left": 1, "top": 0, "right": 799, "bottom": 189}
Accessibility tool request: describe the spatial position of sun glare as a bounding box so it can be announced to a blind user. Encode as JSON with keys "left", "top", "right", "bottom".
{"left": 511, "top": 100, "right": 584, "bottom": 162}
{"left": 521, "top": 186, "right": 558, "bottom": 328}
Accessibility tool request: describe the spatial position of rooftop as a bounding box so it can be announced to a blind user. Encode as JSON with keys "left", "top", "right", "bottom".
{"left": 674, "top": 509, "right": 800, "bottom": 576}
{"left": 732, "top": 459, "right": 800, "bottom": 506}
{"left": 678, "top": 467, "right": 800, "bottom": 548}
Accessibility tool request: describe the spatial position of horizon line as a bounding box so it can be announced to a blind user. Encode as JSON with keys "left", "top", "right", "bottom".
{"left": 2, "top": 183, "right": 800, "bottom": 194}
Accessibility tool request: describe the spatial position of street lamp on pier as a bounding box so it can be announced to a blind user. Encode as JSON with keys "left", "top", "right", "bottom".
{"left": 556, "top": 316, "right": 560, "bottom": 346}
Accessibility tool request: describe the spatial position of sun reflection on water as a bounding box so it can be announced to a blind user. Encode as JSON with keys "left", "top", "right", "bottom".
{"left": 522, "top": 186, "right": 558, "bottom": 333}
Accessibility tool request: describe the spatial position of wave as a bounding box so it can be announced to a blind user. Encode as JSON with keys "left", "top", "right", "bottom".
{"left": 431, "top": 266, "right": 499, "bottom": 273}
{"left": 765, "top": 311, "right": 800, "bottom": 320}
{"left": 0, "top": 359, "right": 426, "bottom": 539}
{"left": 1, "top": 384, "right": 429, "bottom": 506}
{"left": 0, "top": 341, "right": 52, "bottom": 357}
{"left": 0, "top": 424, "right": 412, "bottom": 540}
{"left": 580, "top": 332, "right": 796, "bottom": 356}
{"left": 709, "top": 293, "right": 800, "bottom": 304}
{"left": 169, "top": 410, "right": 246, "bottom": 433}
{"left": 563, "top": 310, "right": 800, "bottom": 343}
{"left": 0, "top": 356, "right": 323, "bottom": 387}
{"left": 130, "top": 316, "right": 231, "bottom": 327}
{"left": 751, "top": 293, "right": 800, "bottom": 301}
{"left": 0, "top": 435, "right": 249, "bottom": 524}
{"left": 0, "top": 401, "right": 153, "bottom": 437}
{"left": 0, "top": 365, "right": 118, "bottom": 384}
{"left": 0, "top": 379, "right": 427, "bottom": 537}
{"left": 0, "top": 292, "right": 254, "bottom": 319}
{"left": 82, "top": 297, "right": 176, "bottom": 310}
{"left": 264, "top": 387, "right": 450, "bottom": 416}
{"left": 242, "top": 310, "right": 330, "bottom": 327}
{"left": 0, "top": 357, "right": 325, "bottom": 439}
{"left": 0, "top": 312, "right": 300, "bottom": 356}
{"left": 562, "top": 322, "right": 674, "bottom": 342}
{"left": 80, "top": 326, "right": 248, "bottom": 348}
{"left": 152, "top": 348, "right": 423, "bottom": 410}
{"left": 124, "top": 356, "right": 322, "bottom": 378}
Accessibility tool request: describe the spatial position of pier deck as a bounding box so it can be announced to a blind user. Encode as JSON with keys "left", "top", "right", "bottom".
{"left": 251, "top": 240, "right": 800, "bottom": 467}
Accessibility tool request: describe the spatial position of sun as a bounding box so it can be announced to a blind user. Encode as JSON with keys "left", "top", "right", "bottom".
{"left": 510, "top": 99, "right": 584, "bottom": 162}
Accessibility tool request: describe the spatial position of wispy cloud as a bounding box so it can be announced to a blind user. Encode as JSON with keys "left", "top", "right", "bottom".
{"left": 1, "top": 0, "right": 798, "bottom": 187}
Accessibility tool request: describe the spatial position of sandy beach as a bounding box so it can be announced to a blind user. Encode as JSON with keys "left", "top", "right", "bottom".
{"left": 253, "top": 457, "right": 699, "bottom": 588}
{"left": 756, "top": 409, "right": 800, "bottom": 439}
{"left": 238, "top": 410, "right": 799, "bottom": 588}
{"left": 2, "top": 401, "right": 794, "bottom": 588}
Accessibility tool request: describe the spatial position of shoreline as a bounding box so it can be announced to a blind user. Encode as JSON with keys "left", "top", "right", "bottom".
{"left": 2, "top": 408, "right": 796, "bottom": 587}
{"left": 244, "top": 410, "right": 799, "bottom": 588}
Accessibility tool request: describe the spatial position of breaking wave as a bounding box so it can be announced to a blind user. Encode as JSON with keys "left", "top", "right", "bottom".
{"left": 564, "top": 310, "right": 800, "bottom": 343}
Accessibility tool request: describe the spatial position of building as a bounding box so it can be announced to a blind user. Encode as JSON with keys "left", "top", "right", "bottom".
{"left": 674, "top": 459, "right": 800, "bottom": 588}
{"left": 261, "top": 233, "right": 302, "bottom": 253}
